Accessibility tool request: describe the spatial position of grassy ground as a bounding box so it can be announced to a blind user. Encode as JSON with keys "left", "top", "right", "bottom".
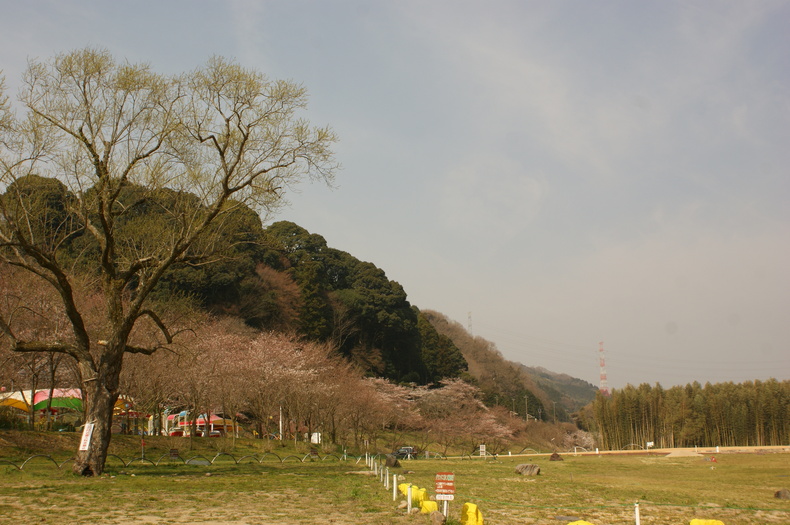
{"left": 0, "top": 461, "right": 415, "bottom": 524}
{"left": 398, "top": 452, "right": 790, "bottom": 524}
{"left": 0, "top": 431, "right": 788, "bottom": 524}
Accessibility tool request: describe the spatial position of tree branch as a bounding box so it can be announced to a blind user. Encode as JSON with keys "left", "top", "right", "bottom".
{"left": 11, "top": 340, "right": 79, "bottom": 356}
{"left": 124, "top": 345, "right": 161, "bottom": 356}
{"left": 136, "top": 309, "right": 174, "bottom": 344}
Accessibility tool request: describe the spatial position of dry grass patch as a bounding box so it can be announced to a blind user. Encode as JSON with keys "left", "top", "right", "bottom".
{"left": 394, "top": 452, "right": 790, "bottom": 524}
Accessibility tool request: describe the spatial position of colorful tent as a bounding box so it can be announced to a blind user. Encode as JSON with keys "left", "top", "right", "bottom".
{"left": 0, "top": 388, "right": 129, "bottom": 413}
{"left": 32, "top": 389, "right": 83, "bottom": 412}
{"left": 0, "top": 391, "right": 32, "bottom": 411}
{"left": 164, "top": 412, "right": 237, "bottom": 435}
{"left": 178, "top": 414, "right": 235, "bottom": 429}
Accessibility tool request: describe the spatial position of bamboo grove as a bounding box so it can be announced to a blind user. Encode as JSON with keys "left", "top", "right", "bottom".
{"left": 592, "top": 379, "right": 789, "bottom": 450}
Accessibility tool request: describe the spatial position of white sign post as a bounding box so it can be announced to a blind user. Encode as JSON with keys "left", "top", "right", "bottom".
{"left": 79, "top": 422, "right": 95, "bottom": 451}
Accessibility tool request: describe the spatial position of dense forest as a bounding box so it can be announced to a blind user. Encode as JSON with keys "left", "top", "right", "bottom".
{"left": 590, "top": 380, "right": 790, "bottom": 449}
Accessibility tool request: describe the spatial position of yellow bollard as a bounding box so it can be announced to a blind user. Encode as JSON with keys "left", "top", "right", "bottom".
{"left": 412, "top": 487, "right": 428, "bottom": 504}
{"left": 420, "top": 500, "right": 438, "bottom": 514}
{"left": 460, "top": 502, "right": 484, "bottom": 525}
{"left": 689, "top": 520, "right": 726, "bottom": 525}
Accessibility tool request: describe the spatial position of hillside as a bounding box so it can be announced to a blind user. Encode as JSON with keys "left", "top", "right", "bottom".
{"left": 0, "top": 174, "right": 469, "bottom": 386}
{"left": 422, "top": 310, "right": 598, "bottom": 421}
{"left": 1, "top": 175, "right": 596, "bottom": 411}
{"left": 520, "top": 366, "right": 599, "bottom": 413}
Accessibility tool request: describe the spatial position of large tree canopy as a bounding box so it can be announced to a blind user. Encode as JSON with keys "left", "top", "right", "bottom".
{"left": 0, "top": 48, "right": 337, "bottom": 475}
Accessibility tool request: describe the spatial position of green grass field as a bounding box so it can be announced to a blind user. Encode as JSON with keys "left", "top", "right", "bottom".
{"left": 0, "top": 432, "right": 788, "bottom": 524}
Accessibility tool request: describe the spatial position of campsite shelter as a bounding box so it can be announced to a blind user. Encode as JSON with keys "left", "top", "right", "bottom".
{"left": 32, "top": 388, "right": 83, "bottom": 411}
{"left": 0, "top": 389, "right": 84, "bottom": 429}
{"left": 0, "top": 389, "right": 83, "bottom": 414}
{"left": 164, "top": 411, "right": 238, "bottom": 437}
{"left": 0, "top": 390, "right": 30, "bottom": 412}
{"left": 0, "top": 389, "right": 129, "bottom": 413}
{"left": 0, "top": 389, "right": 135, "bottom": 430}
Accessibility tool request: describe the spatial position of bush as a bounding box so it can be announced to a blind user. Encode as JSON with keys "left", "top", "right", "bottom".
{"left": 0, "top": 408, "right": 26, "bottom": 430}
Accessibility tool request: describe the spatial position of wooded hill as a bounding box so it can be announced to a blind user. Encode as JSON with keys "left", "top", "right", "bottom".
{"left": 4, "top": 175, "right": 593, "bottom": 413}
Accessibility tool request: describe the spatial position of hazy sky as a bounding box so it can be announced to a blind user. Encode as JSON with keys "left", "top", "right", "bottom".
{"left": 1, "top": 1, "right": 788, "bottom": 388}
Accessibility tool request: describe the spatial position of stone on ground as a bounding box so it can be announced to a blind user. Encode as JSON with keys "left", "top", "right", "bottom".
{"left": 515, "top": 463, "right": 541, "bottom": 476}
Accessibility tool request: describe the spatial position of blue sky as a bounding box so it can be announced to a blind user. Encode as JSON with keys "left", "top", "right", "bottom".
{"left": 2, "top": 1, "right": 788, "bottom": 388}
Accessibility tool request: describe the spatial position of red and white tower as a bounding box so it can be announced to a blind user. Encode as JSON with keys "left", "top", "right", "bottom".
{"left": 598, "top": 341, "right": 610, "bottom": 396}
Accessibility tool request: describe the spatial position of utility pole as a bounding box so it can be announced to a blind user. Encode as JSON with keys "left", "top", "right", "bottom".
{"left": 525, "top": 395, "right": 528, "bottom": 422}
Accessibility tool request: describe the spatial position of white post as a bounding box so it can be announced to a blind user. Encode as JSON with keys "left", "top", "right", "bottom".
{"left": 442, "top": 500, "right": 449, "bottom": 517}
{"left": 634, "top": 502, "right": 640, "bottom": 525}
{"left": 392, "top": 474, "right": 397, "bottom": 501}
{"left": 407, "top": 485, "right": 413, "bottom": 514}
{"left": 384, "top": 468, "right": 389, "bottom": 489}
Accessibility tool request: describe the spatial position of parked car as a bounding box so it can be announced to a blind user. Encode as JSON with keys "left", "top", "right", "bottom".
{"left": 393, "top": 446, "right": 415, "bottom": 459}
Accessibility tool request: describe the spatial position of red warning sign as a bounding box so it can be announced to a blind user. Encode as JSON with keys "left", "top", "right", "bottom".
{"left": 435, "top": 472, "right": 455, "bottom": 500}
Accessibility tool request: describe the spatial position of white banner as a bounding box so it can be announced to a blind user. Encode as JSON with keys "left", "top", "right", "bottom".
{"left": 79, "top": 423, "right": 95, "bottom": 451}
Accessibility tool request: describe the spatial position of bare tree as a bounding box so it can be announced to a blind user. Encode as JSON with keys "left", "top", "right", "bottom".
{"left": 121, "top": 333, "right": 184, "bottom": 437}
{"left": 362, "top": 378, "right": 418, "bottom": 451}
{"left": 0, "top": 48, "right": 337, "bottom": 475}
{"left": 413, "top": 378, "right": 513, "bottom": 454}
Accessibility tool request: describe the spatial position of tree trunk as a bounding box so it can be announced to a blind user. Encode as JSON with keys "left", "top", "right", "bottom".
{"left": 72, "top": 358, "right": 122, "bottom": 476}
